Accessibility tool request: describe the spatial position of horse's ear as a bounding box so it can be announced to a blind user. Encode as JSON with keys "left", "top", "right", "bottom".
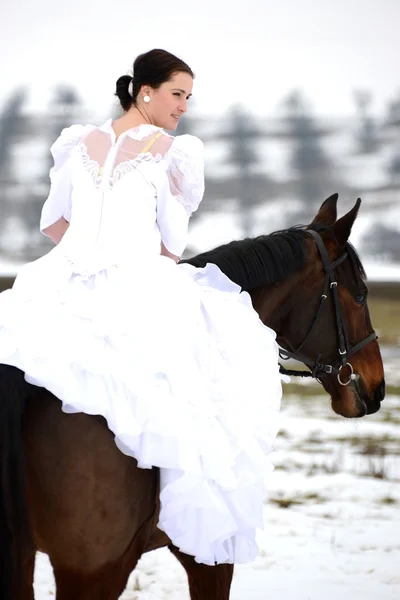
{"left": 310, "top": 193, "right": 338, "bottom": 227}
{"left": 332, "top": 198, "right": 362, "bottom": 248}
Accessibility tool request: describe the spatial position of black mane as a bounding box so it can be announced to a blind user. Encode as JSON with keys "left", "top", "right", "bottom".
{"left": 183, "top": 224, "right": 367, "bottom": 293}
{"left": 183, "top": 228, "right": 307, "bottom": 292}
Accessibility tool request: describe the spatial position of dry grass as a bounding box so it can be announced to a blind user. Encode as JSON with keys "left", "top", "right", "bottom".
{"left": 269, "top": 491, "right": 328, "bottom": 509}
{"left": 369, "top": 297, "right": 400, "bottom": 345}
{"left": 379, "top": 496, "right": 397, "bottom": 505}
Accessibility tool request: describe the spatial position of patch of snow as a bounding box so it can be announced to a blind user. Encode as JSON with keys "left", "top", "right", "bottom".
{"left": 364, "top": 261, "right": 400, "bottom": 282}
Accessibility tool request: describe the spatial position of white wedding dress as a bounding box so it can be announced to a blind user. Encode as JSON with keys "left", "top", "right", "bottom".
{"left": 0, "top": 119, "right": 284, "bottom": 565}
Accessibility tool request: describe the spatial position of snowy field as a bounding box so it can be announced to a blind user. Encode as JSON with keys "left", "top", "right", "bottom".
{"left": 33, "top": 352, "right": 400, "bottom": 599}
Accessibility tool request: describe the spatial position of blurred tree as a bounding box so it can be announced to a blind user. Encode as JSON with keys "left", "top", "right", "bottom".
{"left": 388, "top": 154, "right": 400, "bottom": 185}
{"left": 385, "top": 94, "right": 400, "bottom": 127}
{"left": 0, "top": 87, "right": 27, "bottom": 181}
{"left": 279, "top": 90, "right": 337, "bottom": 223}
{"left": 0, "top": 87, "right": 29, "bottom": 256}
{"left": 384, "top": 93, "right": 400, "bottom": 185}
{"left": 361, "top": 223, "right": 400, "bottom": 261}
{"left": 0, "top": 84, "right": 84, "bottom": 261}
{"left": 353, "top": 90, "right": 379, "bottom": 154}
{"left": 217, "top": 105, "right": 263, "bottom": 236}
{"left": 42, "top": 85, "right": 82, "bottom": 179}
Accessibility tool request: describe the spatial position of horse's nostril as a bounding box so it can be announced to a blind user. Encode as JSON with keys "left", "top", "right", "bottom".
{"left": 375, "top": 379, "right": 386, "bottom": 402}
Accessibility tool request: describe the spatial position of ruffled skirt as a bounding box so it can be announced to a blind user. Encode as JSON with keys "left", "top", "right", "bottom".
{"left": 0, "top": 249, "right": 283, "bottom": 565}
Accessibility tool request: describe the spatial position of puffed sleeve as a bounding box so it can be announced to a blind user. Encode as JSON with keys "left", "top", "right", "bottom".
{"left": 40, "top": 124, "right": 93, "bottom": 235}
{"left": 156, "top": 134, "right": 205, "bottom": 256}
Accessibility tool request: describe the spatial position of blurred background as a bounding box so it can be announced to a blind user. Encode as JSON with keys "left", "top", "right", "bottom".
{"left": 1, "top": 0, "right": 399, "bottom": 596}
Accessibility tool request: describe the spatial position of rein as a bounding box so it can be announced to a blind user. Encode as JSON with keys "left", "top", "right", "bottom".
{"left": 278, "top": 230, "right": 377, "bottom": 386}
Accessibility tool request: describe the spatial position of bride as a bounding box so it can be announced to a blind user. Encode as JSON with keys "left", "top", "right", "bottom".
{"left": 0, "top": 48, "right": 283, "bottom": 565}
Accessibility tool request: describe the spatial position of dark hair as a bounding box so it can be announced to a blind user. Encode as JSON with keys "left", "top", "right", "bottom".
{"left": 115, "top": 49, "right": 194, "bottom": 112}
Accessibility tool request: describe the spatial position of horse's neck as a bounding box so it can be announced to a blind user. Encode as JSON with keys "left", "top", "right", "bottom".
{"left": 251, "top": 271, "right": 302, "bottom": 332}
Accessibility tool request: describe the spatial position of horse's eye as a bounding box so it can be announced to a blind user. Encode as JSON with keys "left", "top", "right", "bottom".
{"left": 355, "top": 292, "right": 367, "bottom": 305}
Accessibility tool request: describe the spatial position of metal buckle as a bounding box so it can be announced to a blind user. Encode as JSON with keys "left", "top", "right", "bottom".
{"left": 330, "top": 281, "right": 338, "bottom": 288}
{"left": 325, "top": 365, "right": 333, "bottom": 374}
{"left": 337, "top": 362, "right": 356, "bottom": 386}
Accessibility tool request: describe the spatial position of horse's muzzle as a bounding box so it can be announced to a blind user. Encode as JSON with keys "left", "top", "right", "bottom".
{"left": 364, "top": 378, "right": 385, "bottom": 415}
{"left": 356, "top": 377, "right": 384, "bottom": 416}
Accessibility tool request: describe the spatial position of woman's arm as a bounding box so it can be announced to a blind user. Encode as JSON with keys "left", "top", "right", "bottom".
{"left": 161, "top": 242, "right": 179, "bottom": 263}
{"left": 42, "top": 217, "right": 70, "bottom": 245}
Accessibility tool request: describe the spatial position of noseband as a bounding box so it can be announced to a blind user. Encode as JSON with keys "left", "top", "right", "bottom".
{"left": 279, "top": 229, "right": 377, "bottom": 386}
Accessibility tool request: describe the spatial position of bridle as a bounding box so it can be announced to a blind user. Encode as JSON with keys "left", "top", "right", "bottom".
{"left": 278, "top": 229, "right": 377, "bottom": 386}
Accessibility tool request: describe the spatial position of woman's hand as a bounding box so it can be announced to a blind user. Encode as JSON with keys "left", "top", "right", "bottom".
{"left": 161, "top": 242, "right": 179, "bottom": 263}
{"left": 42, "top": 217, "right": 70, "bottom": 245}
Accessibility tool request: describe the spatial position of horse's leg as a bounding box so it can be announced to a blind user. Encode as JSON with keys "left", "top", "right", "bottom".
{"left": 168, "top": 545, "right": 234, "bottom": 600}
{"left": 52, "top": 562, "right": 130, "bottom": 600}
{"left": 52, "top": 513, "right": 154, "bottom": 600}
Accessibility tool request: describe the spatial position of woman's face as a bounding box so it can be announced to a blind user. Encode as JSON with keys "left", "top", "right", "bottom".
{"left": 141, "top": 72, "right": 193, "bottom": 130}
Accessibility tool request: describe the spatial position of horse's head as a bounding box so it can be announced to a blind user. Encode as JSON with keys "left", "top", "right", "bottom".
{"left": 186, "top": 196, "right": 385, "bottom": 418}
{"left": 258, "top": 194, "right": 384, "bottom": 418}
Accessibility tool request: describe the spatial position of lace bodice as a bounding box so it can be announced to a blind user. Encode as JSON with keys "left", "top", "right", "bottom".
{"left": 40, "top": 119, "right": 205, "bottom": 274}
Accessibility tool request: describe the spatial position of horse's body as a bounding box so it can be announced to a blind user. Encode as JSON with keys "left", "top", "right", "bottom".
{"left": 0, "top": 196, "right": 385, "bottom": 599}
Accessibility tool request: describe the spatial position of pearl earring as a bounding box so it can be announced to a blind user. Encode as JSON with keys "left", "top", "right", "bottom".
{"left": 143, "top": 95, "right": 150, "bottom": 103}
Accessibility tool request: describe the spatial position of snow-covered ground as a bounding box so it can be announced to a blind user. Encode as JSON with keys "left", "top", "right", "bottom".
{"left": 33, "top": 353, "right": 400, "bottom": 599}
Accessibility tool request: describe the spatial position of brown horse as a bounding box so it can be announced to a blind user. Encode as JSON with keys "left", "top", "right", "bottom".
{"left": 0, "top": 194, "right": 385, "bottom": 599}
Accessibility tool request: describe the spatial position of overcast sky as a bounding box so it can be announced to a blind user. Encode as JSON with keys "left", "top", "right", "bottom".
{"left": 1, "top": 0, "right": 399, "bottom": 119}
